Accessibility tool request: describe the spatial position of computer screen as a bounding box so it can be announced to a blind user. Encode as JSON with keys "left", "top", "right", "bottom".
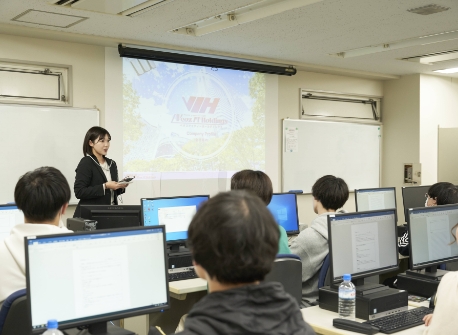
{"left": 355, "top": 187, "right": 397, "bottom": 214}
{"left": 25, "top": 226, "right": 169, "bottom": 334}
{"left": 267, "top": 193, "right": 300, "bottom": 235}
{"left": 141, "top": 195, "right": 209, "bottom": 243}
{"left": 80, "top": 205, "right": 142, "bottom": 230}
{"left": 328, "top": 209, "right": 398, "bottom": 282}
{"left": 402, "top": 185, "right": 430, "bottom": 221}
{"left": 0, "top": 204, "right": 23, "bottom": 241}
{"left": 407, "top": 204, "right": 458, "bottom": 270}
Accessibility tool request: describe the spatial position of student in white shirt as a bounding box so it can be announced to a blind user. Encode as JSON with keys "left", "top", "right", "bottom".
{"left": 0, "top": 167, "right": 73, "bottom": 307}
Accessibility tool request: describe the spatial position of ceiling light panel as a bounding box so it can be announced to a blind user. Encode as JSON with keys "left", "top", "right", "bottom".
{"left": 170, "top": 0, "right": 323, "bottom": 36}
{"left": 434, "top": 67, "right": 458, "bottom": 74}
{"left": 401, "top": 49, "right": 458, "bottom": 64}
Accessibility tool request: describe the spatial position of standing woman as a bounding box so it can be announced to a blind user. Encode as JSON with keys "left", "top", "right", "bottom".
{"left": 73, "top": 126, "right": 127, "bottom": 218}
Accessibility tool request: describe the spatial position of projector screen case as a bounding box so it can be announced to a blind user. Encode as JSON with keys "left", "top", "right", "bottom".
{"left": 118, "top": 44, "right": 297, "bottom": 76}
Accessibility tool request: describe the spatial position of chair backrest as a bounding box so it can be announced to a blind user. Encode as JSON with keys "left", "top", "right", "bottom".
{"left": 318, "top": 254, "right": 330, "bottom": 289}
{"left": 264, "top": 254, "right": 302, "bottom": 305}
{"left": 0, "top": 289, "right": 30, "bottom": 335}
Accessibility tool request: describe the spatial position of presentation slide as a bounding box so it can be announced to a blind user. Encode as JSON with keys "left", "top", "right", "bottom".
{"left": 123, "top": 58, "right": 266, "bottom": 181}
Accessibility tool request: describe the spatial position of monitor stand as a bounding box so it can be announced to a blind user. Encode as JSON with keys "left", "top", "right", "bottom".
{"left": 65, "top": 322, "right": 135, "bottom": 335}
{"left": 406, "top": 266, "right": 448, "bottom": 281}
{"left": 331, "top": 278, "right": 388, "bottom": 296}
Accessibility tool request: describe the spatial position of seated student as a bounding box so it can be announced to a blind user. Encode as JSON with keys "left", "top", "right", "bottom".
{"left": 398, "top": 182, "right": 458, "bottom": 256}
{"left": 231, "top": 169, "right": 291, "bottom": 254}
{"left": 176, "top": 190, "right": 315, "bottom": 335}
{"left": 0, "top": 167, "right": 72, "bottom": 307}
{"left": 422, "top": 223, "right": 458, "bottom": 334}
{"left": 290, "top": 175, "right": 349, "bottom": 308}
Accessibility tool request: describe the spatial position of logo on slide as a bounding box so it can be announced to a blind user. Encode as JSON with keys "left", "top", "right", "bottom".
{"left": 182, "top": 97, "right": 220, "bottom": 114}
{"left": 165, "top": 71, "right": 235, "bottom": 160}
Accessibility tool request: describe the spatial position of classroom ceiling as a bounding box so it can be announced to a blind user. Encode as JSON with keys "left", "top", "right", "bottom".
{"left": 1, "top": 0, "right": 458, "bottom": 78}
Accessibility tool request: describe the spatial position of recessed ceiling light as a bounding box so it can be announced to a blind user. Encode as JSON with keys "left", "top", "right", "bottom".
{"left": 433, "top": 68, "right": 458, "bottom": 74}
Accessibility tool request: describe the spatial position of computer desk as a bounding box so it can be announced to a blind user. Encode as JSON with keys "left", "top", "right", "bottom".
{"left": 301, "top": 306, "right": 426, "bottom": 335}
{"left": 124, "top": 278, "right": 208, "bottom": 335}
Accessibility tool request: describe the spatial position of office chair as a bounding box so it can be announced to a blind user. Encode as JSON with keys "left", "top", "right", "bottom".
{"left": 264, "top": 254, "right": 302, "bottom": 305}
{"left": 0, "top": 289, "right": 30, "bottom": 335}
{"left": 318, "top": 254, "right": 330, "bottom": 289}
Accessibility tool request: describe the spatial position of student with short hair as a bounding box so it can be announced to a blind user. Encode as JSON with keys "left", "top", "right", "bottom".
{"left": 177, "top": 190, "right": 315, "bottom": 335}
{"left": 398, "top": 182, "right": 458, "bottom": 256}
{"left": 231, "top": 169, "right": 291, "bottom": 254}
{"left": 0, "top": 167, "right": 73, "bottom": 307}
{"left": 290, "top": 175, "right": 349, "bottom": 308}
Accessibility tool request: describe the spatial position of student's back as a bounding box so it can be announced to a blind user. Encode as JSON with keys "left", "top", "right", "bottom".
{"left": 0, "top": 167, "right": 73, "bottom": 307}
{"left": 177, "top": 190, "right": 315, "bottom": 335}
{"left": 290, "top": 175, "right": 349, "bottom": 308}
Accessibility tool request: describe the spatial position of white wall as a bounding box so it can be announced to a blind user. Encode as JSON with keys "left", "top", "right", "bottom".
{"left": 278, "top": 71, "right": 383, "bottom": 224}
{"left": 420, "top": 75, "right": 458, "bottom": 184}
{"left": 382, "top": 75, "right": 420, "bottom": 223}
{"left": 0, "top": 33, "right": 106, "bottom": 222}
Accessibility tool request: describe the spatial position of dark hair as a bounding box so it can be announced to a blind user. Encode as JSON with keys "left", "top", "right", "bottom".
{"left": 187, "top": 190, "right": 279, "bottom": 284}
{"left": 428, "top": 182, "right": 458, "bottom": 205}
{"left": 312, "top": 175, "right": 349, "bottom": 211}
{"left": 83, "top": 126, "right": 111, "bottom": 156}
{"left": 230, "top": 170, "right": 273, "bottom": 205}
{"left": 14, "top": 167, "right": 71, "bottom": 222}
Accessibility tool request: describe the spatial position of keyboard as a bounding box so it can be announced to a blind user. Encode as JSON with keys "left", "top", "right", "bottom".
{"left": 168, "top": 269, "right": 198, "bottom": 282}
{"left": 363, "top": 307, "right": 434, "bottom": 334}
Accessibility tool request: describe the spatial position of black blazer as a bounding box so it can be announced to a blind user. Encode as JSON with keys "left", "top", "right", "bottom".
{"left": 73, "top": 155, "right": 125, "bottom": 218}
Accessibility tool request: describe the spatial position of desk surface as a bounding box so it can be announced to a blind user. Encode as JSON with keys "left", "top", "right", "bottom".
{"left": 301, "top": 306, "right": 426, "bottom": 335}
{"left": 169, "top": 278, "right": 207, "bottom": 295}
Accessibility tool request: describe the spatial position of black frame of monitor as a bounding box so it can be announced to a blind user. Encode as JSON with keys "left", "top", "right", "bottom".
{"left": 79, "top": 205, "right": 142, "bottom": 230}
{"left": 25, "top": 226, "right": 170, "bottom": 334}
{"left": 401, "top": 185, "right": 431, "bottom": 222}
{"left": 327, "top": 209, "right": 399, "bottom": 286}
{"left": 140, "top": 195, "right": 209, "bottom": 249}
{"left": 354, "top": 187, "right": 398, "bottom": 223}
{"left": 407, "top": 203, "right": 458, "bottom": 272}
{"left": 270, "top": 192, "right": 300, "bottom": 235}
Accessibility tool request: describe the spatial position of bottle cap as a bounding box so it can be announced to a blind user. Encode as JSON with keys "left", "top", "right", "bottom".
{"left": 343, "top": 274, "right": 351, "bottom": 281}
{"left": 47, "top": 319, "right": 58, "bottom": 329}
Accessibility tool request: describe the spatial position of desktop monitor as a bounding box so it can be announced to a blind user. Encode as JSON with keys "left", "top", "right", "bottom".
{"left": 402, "top": 185, "right": 430, "bottom": 221}
{"left": 407, "top": 204, "right": 458, "bottom": 279}
{"left": 0, "top": 204, "right": 23, "bottom": 241}
{"left": 141, "top": 195, "right": 209, "bottom": 247}
{"left": 328, "top": 209, "right": 398, "bottom": 288}
{"left": 79, "top": 205, "right": 142, "bottom": 230}
{"left": 267, "top": 193, "right": 300, "bottom": 235}
{"left": 25, "top": 226, "right": 169, "bottom": 335}
{"left": 355, "top": 187, "right": 397, "bottom": 221}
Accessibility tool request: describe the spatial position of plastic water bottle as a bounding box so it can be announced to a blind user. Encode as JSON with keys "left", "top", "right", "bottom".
{"left": 42, "top": 320, "right": 64, "bottom": 335}
{"left": 338, "top": 274, "right": 356, "bottom": 320}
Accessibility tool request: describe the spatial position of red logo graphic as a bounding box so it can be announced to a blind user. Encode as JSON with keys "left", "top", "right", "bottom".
{"left": 183, "top": 96, "right": 220, "bottom": 114}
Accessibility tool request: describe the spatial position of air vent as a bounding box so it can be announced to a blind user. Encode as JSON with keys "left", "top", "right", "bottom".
{"left": 401, "top": 49, "right": 458, "bottom": 64}
{"left": 407, "top": 4, "right": 450, "bottom": 15}
{"left": 12, "top": 9, "right": 87, "bottom": 28}
{"left": 50, "top": 0, "right": 173, "bottom": 17}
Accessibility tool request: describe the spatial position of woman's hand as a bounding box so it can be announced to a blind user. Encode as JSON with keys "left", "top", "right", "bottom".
{"left": 105, "top": 181, "right": 127, "bottom": 190}
{"left": 423, "top": 314, "right": 433, "bottom": 326}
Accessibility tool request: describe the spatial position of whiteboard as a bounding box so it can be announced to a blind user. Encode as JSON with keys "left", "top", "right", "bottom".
{"left": 282, "top": 119, "right": 381, "bottom": 193}
{"left": 0, "top": 104, "right": 99, "bottom": 205}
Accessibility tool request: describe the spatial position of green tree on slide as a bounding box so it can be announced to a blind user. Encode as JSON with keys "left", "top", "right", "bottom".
{"left": 123, "top": 75, "right": 143, "bottom": 155}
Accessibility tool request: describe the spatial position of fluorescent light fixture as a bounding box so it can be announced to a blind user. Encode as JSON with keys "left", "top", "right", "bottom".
{"left": 433, "top": 67, "right": 458, "bottom": 74}
{"left": 170, "top": 0, "right": 323, "bottom": 36}
{"left": 331, "top": 29, "right": 458, "bottom": 58}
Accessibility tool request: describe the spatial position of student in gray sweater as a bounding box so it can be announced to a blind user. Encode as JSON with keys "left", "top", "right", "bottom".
{"left": 290, "top": 175, "right": 349, "bottom": 308}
